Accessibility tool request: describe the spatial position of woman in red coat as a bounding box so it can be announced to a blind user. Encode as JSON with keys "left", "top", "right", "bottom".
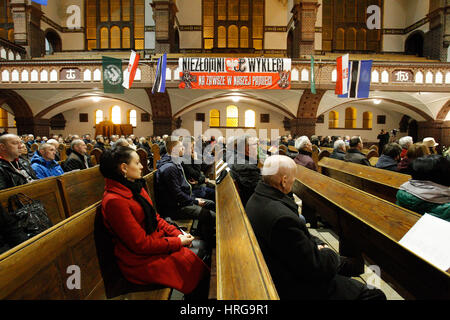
{"left": 99, "top": 146, "right": 209, "bottom": 295}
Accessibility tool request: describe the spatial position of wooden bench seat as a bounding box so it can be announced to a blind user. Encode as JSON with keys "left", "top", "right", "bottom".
{"left": 318, "top": 157, "right": 411, "bottom": 203}
{"left": 215, "top": 168, "right": 279, "bottom": 300}
{"left": 0, "top": 202, "right": 172, "bottom": 300}
{"left": 292, "top": 164, "right": 450, "bottom": 299}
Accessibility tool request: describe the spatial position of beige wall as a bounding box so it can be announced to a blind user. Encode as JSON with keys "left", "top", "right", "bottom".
{"left": 178, "top": 103, "right": 288, "bottom": 140}
{"left": 265, "top": 0, "right": 288, "bottom": 26}
{"left": 264, "top": 32, "right": 286, "bottom": 50}
{"left": 180, "top": 31, "right": 202, "bottom": 49}
{"left": 316, "top": 104, "right": 404, "bottom": 143}
{"left": 176, "top": 0, "right": 202, "bottom": 25}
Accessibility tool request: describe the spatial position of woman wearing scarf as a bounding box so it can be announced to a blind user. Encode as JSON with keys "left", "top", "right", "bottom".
{"left": 396, "top": 155, "right": 450, "bottom": 222}
{"left": 100, "top": 147, "right": 209, "bottom": 297}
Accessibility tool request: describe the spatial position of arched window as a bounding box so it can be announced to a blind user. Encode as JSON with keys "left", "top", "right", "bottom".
{"left": 435, "top": 72, "right": 443, "bottom": 84}
{"left": 0, "top": 108, "right": 8, "bottom": 128}
{"left": 218, "top": 26, "right": 226, "bottom": 48}
{"left": 345, "top": 107, "right": 357, "bottom": 129}
{"left": 345, "top": 28, "right": 356, "bottom": 51}
{"left": 291, "top": 68, "right": 299, "bottom": 81}
{"left": 21, "top": 70, "right": 29, "bottom": 82}
{"left": 40, "top": 70, "right": 48, "bottom": 82}
{"left": 331, "top": 69, "right": 337, "bottom": 82}
{"left": 425, "top": 71, "right": 433, "bottom": 84}
{"left": 128, "top": 109, "right": 137, "bottom": 127}
{"left": 95, "top": 109, "right": 104, "bottom": 125}
{"left": 11, "top": 69, "right": 19, "bottom": 82}
{"left": 415, "top": 71, "right": 423, "bottom": 84}
{"left": 240, "top": 26, "right": 248, "bottom": 48}
{"left": 445, "top": 72, "right": 450, "bottom": 84}
{"left": 122, "top": 27, "right": 131, "bottom": 48}
{"left": 329, "top": 111, "right": 339, "bottom": 129}
{"left": 245, "top": 109, "right": 255, "bottom": 128}
{"left": 84, "top": 69, "right": 92, "bottom": 81}
{"left": 363, "top": 111, "right": 373, "bottom": 129}
{"left": 301, "top": 69, "right": 309, "bottom": 82}
{"left": 228, "top": 25, "right": 238, "bottom": 48}
{"left": 226, "top": 105, "right": 238, "bottom": 127}
{"left": 336, "top": 28, "right": 345, "bottom": 50}
{"left": 111, "top": 105, "right": 121, "bottom": 124}
{"left": 210, "top": 109, "right": 220, "bottom": 127}
{"left": 381, "top": 70, "right": 389, "bottom": 83}
{"left": 372, "top": 70, "right": 379, "bottom": 83}
{"left": 100, "top": 27, "right": 109, "bottom": 49}
{"left": 110, "top": 26, "right": 120, "bottom": 48}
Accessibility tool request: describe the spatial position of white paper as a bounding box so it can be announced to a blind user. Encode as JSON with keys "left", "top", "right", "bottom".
{"left": 399, "top": 214, "right": 450, "bottom": 273}
{"left": 216, "top": 162, "right": 228, "bottom": 176}
{"left": 215, "top": 159, "right": 224, "bottom": 169}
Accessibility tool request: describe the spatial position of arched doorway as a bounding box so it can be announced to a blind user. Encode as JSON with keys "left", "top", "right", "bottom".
{"left": 173, "top": 28, "right": 180, "bottom": 53}
{"left": 405, "top": 31, "right": 424, "bottom": 57}
{"left": 44, "top": 29, "right": 62, "bottom": 55}
{"left": 287, "top": 28, "right": 294, "bottom": 58}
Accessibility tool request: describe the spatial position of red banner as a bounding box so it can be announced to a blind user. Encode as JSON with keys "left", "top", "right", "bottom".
{"left": 178, "top": 57, "right": 291, "bottom": 90}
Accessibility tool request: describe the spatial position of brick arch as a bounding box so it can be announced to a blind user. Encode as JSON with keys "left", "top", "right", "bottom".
{"left": 0, "top": 89, "right": 34, "bottom": 135}
{"left": 436, "top": 99, "right": 450, "bottom": 121}
{"left": 145, "top": 89, "right": 173, "bottom": 136}
{"left": 296, "top": 89, "right": 326, "bottom": 119}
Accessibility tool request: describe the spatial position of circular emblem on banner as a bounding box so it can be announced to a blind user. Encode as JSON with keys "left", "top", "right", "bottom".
{"left": 104, "top": 64, "right": 122, "bottom": 85}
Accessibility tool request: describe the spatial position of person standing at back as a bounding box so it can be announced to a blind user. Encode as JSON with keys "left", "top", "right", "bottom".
{"left": 377, "top": 129, "right": 390, "bottom": 154}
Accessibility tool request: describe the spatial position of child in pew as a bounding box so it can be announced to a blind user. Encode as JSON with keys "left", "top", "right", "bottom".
{"left": 245, "top": 155, "right": 386, "bottom": 300}
{"left": 99, "top": 147, "right": 210, "bottom": 298}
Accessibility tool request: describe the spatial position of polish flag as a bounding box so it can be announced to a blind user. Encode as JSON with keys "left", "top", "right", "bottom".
{"left": 122, "top": 50, "right": 140, "bottom": 89}
{"left": 335, "top": 54, "right": 349, "bottom": 95}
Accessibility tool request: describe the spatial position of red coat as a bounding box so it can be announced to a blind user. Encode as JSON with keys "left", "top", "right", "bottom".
{"left": 101, "top": 178, "right": 209, "bottom": 294}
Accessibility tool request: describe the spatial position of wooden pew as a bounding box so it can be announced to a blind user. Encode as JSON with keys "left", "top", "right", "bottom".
{"left": 58, "top": 143, "right": 67, "bottom": 161}
{"left": 318, "top": 157, "right": 411, "bottom": 203}
{"left": 57, "top": 166, "right": 105, "bottom": 217}
{"left": 0, "top": 202, "right": 172, "bottom": 300}
{"left": 136, "top": 148, "right": 150, "bottom": 176}
{"left": 90, "top": 148, "right": 103, "bottom": 166}
{"left": 0, "top": 177, "right": 67, "bottom": 225}
{"left": 151, "top": 144, "right": 161, "bottom": 170}
{"left": 292, "top": 164, "right": 450, "bottom": 299}
{"left": 215, "top": 170, "right": 279, "bottom": 300}
{"left": 288, "top": 145, "right": 298, "bottom": 153}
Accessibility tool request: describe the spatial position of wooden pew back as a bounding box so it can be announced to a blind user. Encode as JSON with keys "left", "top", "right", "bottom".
{"left": 215, "top": 172, "right": 279, "bottom": 300}
{"left": 0, "top": 177, "right": 67, "bottom": 225}
{"left": 57, "top": 166, "right": 105, "bottom": 216}
{"left": 151, "top": 144, "right": 161, "bottom": 170}
{"left": 292, "top": 164, "right": 450, "bottom": 299}
{"left": 318, "top": 157, "right": 411, "bottom": 203}
{"left": 90, "top": 148, "right": 103, "bottom": 166}
{"left": 136, "top": 148, "right": 150, "bottom": 176}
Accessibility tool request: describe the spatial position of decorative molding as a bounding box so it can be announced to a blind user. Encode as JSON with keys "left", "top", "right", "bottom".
{"left": 145, "top": 26, "right": 156, "bottom": 32}
{"left": 383, "top": 17, "right": 430, "bottom": 35}
{"left": 315, "top": 27, "right": 322, "bottom": 33}
{"left": 178, "top": 25, "right": 202, "bottom": 32}
{"left": 41, "top": 15, "right": 84, "bottom": 33}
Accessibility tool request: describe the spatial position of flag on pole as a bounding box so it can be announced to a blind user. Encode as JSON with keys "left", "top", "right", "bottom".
{"left": 335, "top": 54, "right": 349, "bottom": 95}
{"left": 338, "top": 60, "right": 373, "bottom": 98}
{"left": 122, "top": 50, "right": 140, "bottom": 89}
{"left": 152, "top": 53, "right": 167, "bottom": 94}
{"left": 32, "top": 0, "right": 48, "bottom": 5}
{"left": 310, "top": 55, "right": 316, "bottom": 94}
{"left": 102, "top": 56, "right": 124, "bottom": 94}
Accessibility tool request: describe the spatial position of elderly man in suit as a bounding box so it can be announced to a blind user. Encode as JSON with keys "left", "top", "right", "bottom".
{"left": 245, "top": 155, "right": 386, "bottom": 300}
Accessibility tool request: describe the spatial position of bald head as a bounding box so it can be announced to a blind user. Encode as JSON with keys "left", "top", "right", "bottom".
{"left": 262, "top": 155, "right": 297, "bottom": 194}
{"left": 0, "top": 134, "right": 22, "bottom": 161}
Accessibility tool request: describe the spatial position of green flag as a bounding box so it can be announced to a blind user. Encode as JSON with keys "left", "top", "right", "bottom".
{"left": 310, "top": 55, "right": 316, "bottom": 94}
{"left": 102, "top": 56, "right": 124, "bottom": 94}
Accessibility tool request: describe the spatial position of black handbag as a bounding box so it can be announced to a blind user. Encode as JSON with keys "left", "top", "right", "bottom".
{"left": 8, "top": 193, "right": 53, "bottom": 238}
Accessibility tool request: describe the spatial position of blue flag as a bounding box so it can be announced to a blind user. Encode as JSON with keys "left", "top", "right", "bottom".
{"left": 32, "top": 0, "right": 48, "bottom": 5}
{"left": 338, "top": 60, "right": 372, "bottom": 98}
{"left": 152, "top": 54, "right": 167, "bottom": 94}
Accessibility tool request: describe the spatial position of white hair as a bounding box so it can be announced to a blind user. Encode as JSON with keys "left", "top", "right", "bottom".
{"left": 399, "top": 136, "right": 413, "bottom": 148}
{"left": 333, "top": 139, "right": 346, "bottom": 150}
{"left": 261, "top": 155, "right": 297, "bottom": 179}
{"left": 295, "top": 136, "right": 310, "bottom": 150}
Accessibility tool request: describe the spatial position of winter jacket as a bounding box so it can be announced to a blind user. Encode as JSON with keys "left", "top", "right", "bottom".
{"left": 182, "top": 156, "right": 206, "bottom": 186}
{"left": 396, "top": 180, "right": 450, "bottom": 221}
{"left": 246, "top": 181, "right": 365, "bottom": 300}
{"left": 93, "top": 142, "right": 106, "bottom": 152}
{"left": 397, "top": 157, "right": 413, "bottom": 175}
{"left": 101, "top": 178, "right": 208, "bottom": 293}
{"left": 294, "top": 150, "right": 317, "bottom": 171}
{"left": 155, "top": 154, "right": 198, "bottom": 218}
{"left": 63, "top": 150, "right": 92, "bottom": 172}
{"left": 0, "top": 157, "right": 37, "bottom": 190}
{"left": 375, "top": 154, "right": 399, "bottom": 172}
{"left": 330, "top": 149, "right": 346, "bottom": 161}
{"left": 30, "top": 152, "right": 64, "bottom": 179}
{"left": 344, "top": 149, "right": 371, "bottom": 166}
{"left": 229, "top": 153, "right": 261, "bottom": 207}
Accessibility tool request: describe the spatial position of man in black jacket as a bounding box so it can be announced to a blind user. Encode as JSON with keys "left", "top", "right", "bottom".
{"left": 63, "top": 139, "right": 92, "bottom": 172}
{"left": 344, "top": 136, "right": 371, "bottom": 166}
{"left": 0, "top": 134, "right": 37, "bottom": 191}
{"left": 245, "top": 155, "right": 386, "bottom": 300}
{"left": 93, "top": 135, "right": 106, "bottom": 152}
{"left": 330, "top": 139, "right": 346, "bottom": 161}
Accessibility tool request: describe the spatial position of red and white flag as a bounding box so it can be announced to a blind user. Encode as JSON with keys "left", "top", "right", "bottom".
{"left": 335, "top": 54, "right": 349, "bottom": 95}
{"left": 122, "top": 50, "right": 140, "bottom": 89}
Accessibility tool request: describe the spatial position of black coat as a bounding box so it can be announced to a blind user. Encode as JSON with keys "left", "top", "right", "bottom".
{"left": 93, "top": 142, "right": 106, "bottom": 152}
{"left": 63, "top": 150, "right": 92, "bottom": 172}
{"left": 182, "top": 156, "right": 206, "bottom": 186}
{"left": 330, "top": 149, "right": 346, "bottom": 161}
{"left": 229, "top": 154, "right": 261, "bottom": 207}
{"left": 246, "top": 181, "right": 365, "bottom": 300}
{"left": 344, "top": 149, "right": 371, "bottom": 166}
{"left": 0, "top": 158, "right": 38, "bottom": 191}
